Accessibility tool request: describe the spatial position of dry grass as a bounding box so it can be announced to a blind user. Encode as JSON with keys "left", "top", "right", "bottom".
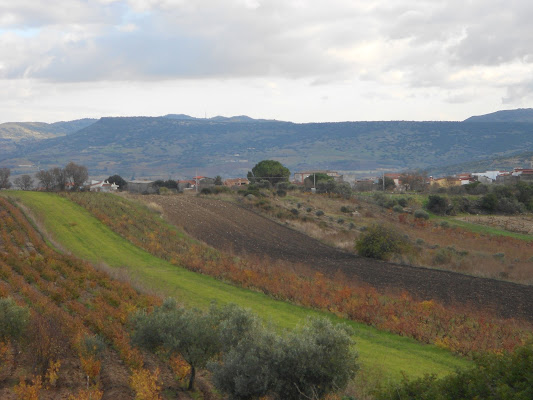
{"left": 248, "top": 192, "right": 533, "bottom": 285}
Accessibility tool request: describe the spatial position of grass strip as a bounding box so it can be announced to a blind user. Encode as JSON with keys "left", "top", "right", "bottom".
{"left": 6, "top": 191, "right": 469, "bottom": 381}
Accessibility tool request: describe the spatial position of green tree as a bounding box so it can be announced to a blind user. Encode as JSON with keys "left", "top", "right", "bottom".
{"left": 107, "top": 174, "right": 128, "bottom": 190}
{"left": 214, "top": 175, "right": 223, "bottom": 185}
{"left": 132, "top": 300, "right": 255, "bottom": 390}
{"left": 427, "top": 194, "right": 449, "bottom": 215}
{"left": 247, "top": 160, "right": 290, "bottom": 185}
{"left": 210, "top": 317, "right": 358, "bottom": 400}
{"left": 378, "top": 176, "right": 396, "bottom": 191}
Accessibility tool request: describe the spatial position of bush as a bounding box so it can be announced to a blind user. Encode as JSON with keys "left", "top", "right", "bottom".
{"left": 397, "top": 198, "right": 408, "bottom": 207}
{"left": 210, "top": 318, "right": 358, "bottom": 400}
{"left": 426, "top": 195, "right": 448, "bottom": 215}
{"left": 392, "top": 205, "right": 403, "bottom": 213}
{"left": 0, "top": 298, "right": 29, "bottom": 342}
{"left": 340, "top": 206, "right": 353, "bottom": 213}
{"left": 276, "top": 189, "right": 287, "bottom": 197}
{"left": 290, "top": 208, "right": 299, "bottom": 216}
{"left": 315, "top": 210, "right": 324, "bottom": 216}
{"left": 414, "top": 209, "right": 429, "bottom": 220}
{"left": 355, "top": 224, "right": 412, "bottom": 260}
{"left": 376, "top": 344, "right": 533, "bottom": 400}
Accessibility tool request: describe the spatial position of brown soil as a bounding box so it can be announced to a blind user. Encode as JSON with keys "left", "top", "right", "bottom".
{"left": 143, "top": 194, "right": 533, "bottom": 323}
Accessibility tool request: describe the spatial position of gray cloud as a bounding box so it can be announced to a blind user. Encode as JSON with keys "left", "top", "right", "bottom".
{"left": 0, "top": 0, "right": 532, "bottom": 108}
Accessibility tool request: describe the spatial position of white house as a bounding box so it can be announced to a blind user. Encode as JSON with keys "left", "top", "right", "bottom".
{"left": 89, "top": 180, "right": 119, "bottom": 192}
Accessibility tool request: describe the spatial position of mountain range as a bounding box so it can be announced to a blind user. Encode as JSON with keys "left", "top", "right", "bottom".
{"left": 1, "top": 109, "right": 533, "bottom": 179}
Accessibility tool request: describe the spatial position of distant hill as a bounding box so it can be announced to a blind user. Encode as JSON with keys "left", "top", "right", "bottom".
{"left": 2, "top": 115, "right": 533, "bottom": 179}
{"left": 464, "top": 108, "right": 533, "bottom": 122}
{"left": 0, "top": 118, "right": 97, "bottom": 141}
{"left": 0, "top": 118, "right": 97, "bottom": 160}
{"left": 427, "top": 150, "right": 533, "bottom": 176}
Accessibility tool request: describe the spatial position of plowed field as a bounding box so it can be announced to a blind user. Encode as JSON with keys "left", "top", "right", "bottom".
{"left": 142, "top": 195, "right": 533, "bottom": 322}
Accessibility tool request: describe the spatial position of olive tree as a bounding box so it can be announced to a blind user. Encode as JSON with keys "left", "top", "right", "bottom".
{"left": 210, "top": 317, "right": 359, "bottom": 400}
{"left": 131, "top": 300, "right": 257, "bottom": 390}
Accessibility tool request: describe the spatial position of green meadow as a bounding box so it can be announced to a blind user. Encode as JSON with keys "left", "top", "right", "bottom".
{"left": 5, "top": 191, "right": 469, "bottom": 381}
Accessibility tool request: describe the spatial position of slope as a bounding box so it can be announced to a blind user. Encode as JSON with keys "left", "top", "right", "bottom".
{"left": 6, "top": 191, "right": 469, "bottom": 380}
{"left": 3, "top": 116, "right": 533, "bottom": 178}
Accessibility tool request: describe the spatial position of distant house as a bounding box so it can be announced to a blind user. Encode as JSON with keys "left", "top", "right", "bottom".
{"left": 89, "top": 180, "right": 119, "bottom": 192}
{"left": 126, "top": 180, "right": 159, "bottom": 194}
{"left": 293, "top": 170, "right": 343, "bottom": 184}
{"left": 178, "top": 180, "right": 196, "bottom": 191}
{"left": 384, "top": 173, "right": 402, "bottom": 187}
{"left": 224, "top": 178, "right": 249, "bottom": 187}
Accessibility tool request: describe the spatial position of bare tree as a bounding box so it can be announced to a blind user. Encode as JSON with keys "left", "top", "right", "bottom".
{"left": 0, "top": 167, "right": 11, "bottom": 189}
{"left": 50, "top": 167, "right": 67, "bottom": 191}
{"left": 65, "top": 162, "right": 88, "bottom": 190}
{"left": 36, "top": 170, "right": 54, "bottom": 191}
{"left": 13, "top": 175, "right": 33, "bottom": 190}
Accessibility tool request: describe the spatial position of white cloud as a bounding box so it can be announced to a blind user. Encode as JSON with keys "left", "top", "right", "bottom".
{"left": 0, "top": 0, "right": 532, "bottom": 121}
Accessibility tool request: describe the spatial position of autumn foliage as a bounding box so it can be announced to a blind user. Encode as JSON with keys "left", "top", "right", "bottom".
{"left": 0, "top": 196, "right": 162, "bottom": 397}
{"left": 64, "top": 192, "right": 533, "bottom": 356}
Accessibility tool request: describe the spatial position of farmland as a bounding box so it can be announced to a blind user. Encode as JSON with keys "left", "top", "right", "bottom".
{"left": 2, "top": 190, "right": 533, "bottom": 398}
{"left": 1, "top": 191, "right": 474, "bottom": 394}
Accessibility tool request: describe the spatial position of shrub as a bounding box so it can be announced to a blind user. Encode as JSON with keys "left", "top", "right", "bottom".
{"left": 0, "top": 297, "right": 29, "bottom": 342}
{"left": 376, "top": 344, "right": 533, "bottom": 400}
{"left": 392, "top": 205, "right": 403, "bottom": 213}
{"left": 340, "top": 206, "right": 353, "bottom": 213}
{"left": 414, "top": 209, "right": 429, "bottom": 220}
{"left": 398, "top": 198, "right": 408, "bottom": 207}
{"left": 315, "top": 210, "right": 324, "bottom": 216}
{"left": 210, "top": 317, "right": 358, "bottom": 400}
{"left": 290, "top": 208, "right": 299, "bottom": 216}
{"left": 480, "top": 193, "right": 498, "bottom": 212}
{"left": 355, "top": 224, "right": 412, "bottom": 260}
{"left": 276, "top": 189, "right": 287, "bottom": 197}
{"left": 426, "top": 195, "right": 448, "bottom": 215}
{"left": 306, "top": 207, "right": 312, "bottom": 212}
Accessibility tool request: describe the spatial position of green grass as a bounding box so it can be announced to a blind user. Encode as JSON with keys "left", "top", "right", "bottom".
{"left": 5, "top": 191, "right": 470, "bottom": 381}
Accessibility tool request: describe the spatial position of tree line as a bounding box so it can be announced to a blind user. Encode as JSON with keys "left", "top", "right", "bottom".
{"left": 0, "top": 162, "right": 88, "bottom": 191}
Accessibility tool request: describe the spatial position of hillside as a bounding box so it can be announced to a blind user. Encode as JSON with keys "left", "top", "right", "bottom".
{"left": 427, "top": 150, "right": 533, "bottom": 176}
{"left": 0, "top": 118, "right": 96, "bottom": 162}
{"left": 7, "top": 191, "right": 471, "bottom": 381}
{"left": 2, "top": 116, "right": 533, "bottom": 179}
{"left": 464, "top": 108, "right": 533, "bottom": 122}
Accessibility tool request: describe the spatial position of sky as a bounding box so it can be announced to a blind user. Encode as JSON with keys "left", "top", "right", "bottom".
{"left": 1, "top": 0, "right": 533, "bottom": 124}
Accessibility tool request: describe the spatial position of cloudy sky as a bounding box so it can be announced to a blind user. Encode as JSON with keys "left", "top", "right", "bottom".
{"left": 1, "top": 0, "right": 532, "bottom": 123}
